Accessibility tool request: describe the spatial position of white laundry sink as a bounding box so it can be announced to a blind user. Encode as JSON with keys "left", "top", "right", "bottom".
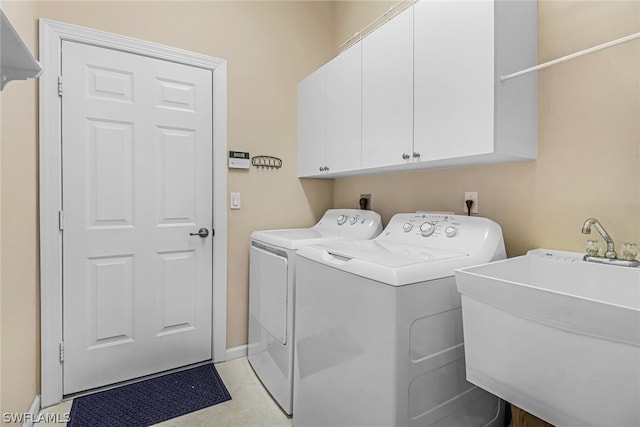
{"left": 455, "top": 249, "right": 640, "bottom": 427}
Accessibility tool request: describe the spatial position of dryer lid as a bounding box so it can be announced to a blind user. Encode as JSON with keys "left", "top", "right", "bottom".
{"left": 251, "top": 228, "right": 343, "bottom": 250}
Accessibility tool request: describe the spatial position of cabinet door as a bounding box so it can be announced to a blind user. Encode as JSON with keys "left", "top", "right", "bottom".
{"left": 414, "top": 0, "right": 495, "bottom": 161}
{"left": 325, "top": 42, "right": 362, "bottom": 174}
{"left": 298, "top": 67, "right": 326, "bottom": 177}
{"left": 362, "top": 6, "right": 414, "bottom": 169}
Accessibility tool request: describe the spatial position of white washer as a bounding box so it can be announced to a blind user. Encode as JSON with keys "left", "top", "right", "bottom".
{"left": 248, "top": 209, "right": 382, "bottom": 415}
{"left": 293, "top": 213, "right": 506, "bottom": 427}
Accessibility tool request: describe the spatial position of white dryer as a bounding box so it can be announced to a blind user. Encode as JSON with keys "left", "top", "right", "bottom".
{"left": 293, "top": 213, "right": 506, "bottom": 427}
{"left": 248, "top": 209, "right": 382, "bottom": 415}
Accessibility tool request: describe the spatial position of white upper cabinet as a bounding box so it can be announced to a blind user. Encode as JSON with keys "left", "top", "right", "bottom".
{"left": 297, "top": 0, "right": 537, "bottom": 178}
{"left": 361, "top": 6, "right": 414, "bottom": 169}
{"left": 414, "top": 0, "right": 494, "bottom": 161}
{"left": 326, "top": 42, "right": 362, "bottom": 175}
{"left": 298, "top": 42, "right": 362, "bottom": 177}
{"left": 298, "top": 63, "right": 326, "bottom": 177}
{"left": 414, "top": 0, "right": 537, "bottom": 166}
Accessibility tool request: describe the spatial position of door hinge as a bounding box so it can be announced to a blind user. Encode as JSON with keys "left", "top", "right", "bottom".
{"left": 58, "top": 210, "right": 64, "bottom": 231}
{"left": 57, "top": 75, "right": 63, "bottom": 96}
{"left": 59, "top": 342, "right": 64, "bottom": 363}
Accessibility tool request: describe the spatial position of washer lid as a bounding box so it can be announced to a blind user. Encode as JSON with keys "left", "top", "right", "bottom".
{"left": 297, "top": 240, "right": 478, "bottom": 286}
{"left": 320, "top": 240, "right": 466, "bottom": 268}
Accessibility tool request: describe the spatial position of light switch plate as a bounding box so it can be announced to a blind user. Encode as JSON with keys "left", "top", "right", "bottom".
{"left": 231, "top": 192, "right": 241, "bottom": 209}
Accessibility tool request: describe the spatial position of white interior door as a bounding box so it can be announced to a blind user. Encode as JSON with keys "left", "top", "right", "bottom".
{"left": 61, "top": 40, "right": 213, "bottom": 394}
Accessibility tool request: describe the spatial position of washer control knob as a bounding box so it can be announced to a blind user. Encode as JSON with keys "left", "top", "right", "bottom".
{"left": 420, "top": 222, "right": 436, "bottom": 237}
{"left": 349, "top": 216, "right": 358, "bottom": 225}
{"left": 445, "top": 226, "right": 457, "bottom": 237}
{"left": 337, "top": 215, "right": 347, "bottom": 225}
{"left": 403, "top": 223, "right": 413, "bottom": 233}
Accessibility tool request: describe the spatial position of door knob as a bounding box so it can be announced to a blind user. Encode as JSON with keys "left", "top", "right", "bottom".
{"left": 190, "top": 227, "right": 209, "bottom": 238}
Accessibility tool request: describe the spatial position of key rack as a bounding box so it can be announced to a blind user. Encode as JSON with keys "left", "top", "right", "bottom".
{"left": 251, "top": 155, "right": 282, "bottom": 170}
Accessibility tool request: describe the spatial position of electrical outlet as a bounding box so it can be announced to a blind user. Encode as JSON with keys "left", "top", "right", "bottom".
{"left": 464, "top": 191, "right": 478, "bottom": 214}
{"left": 360, "top": 193, "right": 371, "bottom": 210}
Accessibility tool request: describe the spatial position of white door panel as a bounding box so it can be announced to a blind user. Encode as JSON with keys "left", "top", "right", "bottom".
{"left": 62, "top": 40, "right": 213, "bottom": 394}
{"left": 361, "top": 6, "right": 414, "bottom": 169}
{"left": 326, "top": 42, "right": 362, "bottom": 174}
{"left": 297, "top": 67, "right": 326, "bottom": 177}
{"left": 414, "top": 0, "right": 495, "bottom": 160}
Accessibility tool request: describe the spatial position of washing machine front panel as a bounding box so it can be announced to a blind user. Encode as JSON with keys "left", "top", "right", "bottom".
{"left": 294, "top": 255, "right": 503, "bottom": 427}
{"left": 293, "top": 213, "right": 506, "bottom": 426}
{"left": 294, "top": 255, "right": 397, "bottom": 426}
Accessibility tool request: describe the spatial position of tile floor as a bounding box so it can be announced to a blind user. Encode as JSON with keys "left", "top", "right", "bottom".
{"left": 37, "top": 357, "right": 293, "bottom": 427}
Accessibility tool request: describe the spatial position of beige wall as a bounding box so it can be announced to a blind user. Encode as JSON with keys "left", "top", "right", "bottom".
{"left": 1, "top": 0, "right": 41, "bottom": 421}
{"left": 1, "top": 0, "right": 336, "bottom": 420}
{"left": 333, "top": 0, "right": 397, "bottom": 52}
{"left": 333, "top": 1, "right": 640, "bottom": 257}
{"left": 1, "top": 0, "right": 638, "bottom": 421}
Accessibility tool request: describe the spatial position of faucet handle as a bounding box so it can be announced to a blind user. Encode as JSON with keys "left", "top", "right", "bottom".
{"left": 621, "top": 243, "right": 638, "bottom": 261}
{"left": 585, "top": 240, "right": 601, "bottom": 256}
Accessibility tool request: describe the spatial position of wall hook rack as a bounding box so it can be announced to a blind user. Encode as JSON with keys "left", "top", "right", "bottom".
{"left": 251, "top": 155, "right": 282, "bottom": 170}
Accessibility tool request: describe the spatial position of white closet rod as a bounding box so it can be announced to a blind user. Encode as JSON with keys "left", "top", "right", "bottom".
{"left": 501, "top": 32, "right": 640, "bottom": 82}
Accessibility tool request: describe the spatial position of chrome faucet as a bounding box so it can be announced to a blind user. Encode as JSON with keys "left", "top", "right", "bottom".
{"left": 581, "top": 218, "right": 616, "bottom": 259}
{"left": 580, "top": 218, "right": 639, "bottom": 267}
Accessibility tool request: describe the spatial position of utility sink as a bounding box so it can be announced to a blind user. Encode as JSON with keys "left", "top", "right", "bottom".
{"left": 455, "top": 249, "right": 640, "bottom": 427}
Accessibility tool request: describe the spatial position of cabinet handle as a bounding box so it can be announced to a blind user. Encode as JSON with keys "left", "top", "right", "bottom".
{"left": 413, "top": 152, "right": 421, "bottom": 159}
{"left": 402, "top": 153, "right": 410, "bottom": 160}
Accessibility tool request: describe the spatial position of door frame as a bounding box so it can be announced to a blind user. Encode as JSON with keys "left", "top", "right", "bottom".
{"left": 38, "top": 19, "right": 228, "bottom": 408}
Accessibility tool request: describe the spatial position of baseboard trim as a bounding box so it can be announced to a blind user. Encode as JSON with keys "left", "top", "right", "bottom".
{"left": 226, "top": 344, "right": 248, "bottom": 360}
{"left": 21, "top": 394, "right": 40, "bottom": 427}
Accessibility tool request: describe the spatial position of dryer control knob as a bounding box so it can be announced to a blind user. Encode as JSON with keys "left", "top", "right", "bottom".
{"left": 349, "top": 216, "right": 358, "bottom": 225}
{"left": 420, "top": 222, "right": 436, "bottom": 237}
{"left": 445, "top": 226, "right": 457, "bottom": 237}
{"left": 337, "top": 215, "right": 347, "bottom": 225}
{"left": 403, "top": 223, "right": 413, "bottom": 232}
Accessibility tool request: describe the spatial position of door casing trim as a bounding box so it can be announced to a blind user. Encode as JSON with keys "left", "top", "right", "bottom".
{"left": 38, "top": 18, "right": 228, "bottom": 408}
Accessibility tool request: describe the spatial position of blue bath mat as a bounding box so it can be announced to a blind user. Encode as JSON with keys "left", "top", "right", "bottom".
{"left": 67, "top": 364, "right": 231, "bottom": 427}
